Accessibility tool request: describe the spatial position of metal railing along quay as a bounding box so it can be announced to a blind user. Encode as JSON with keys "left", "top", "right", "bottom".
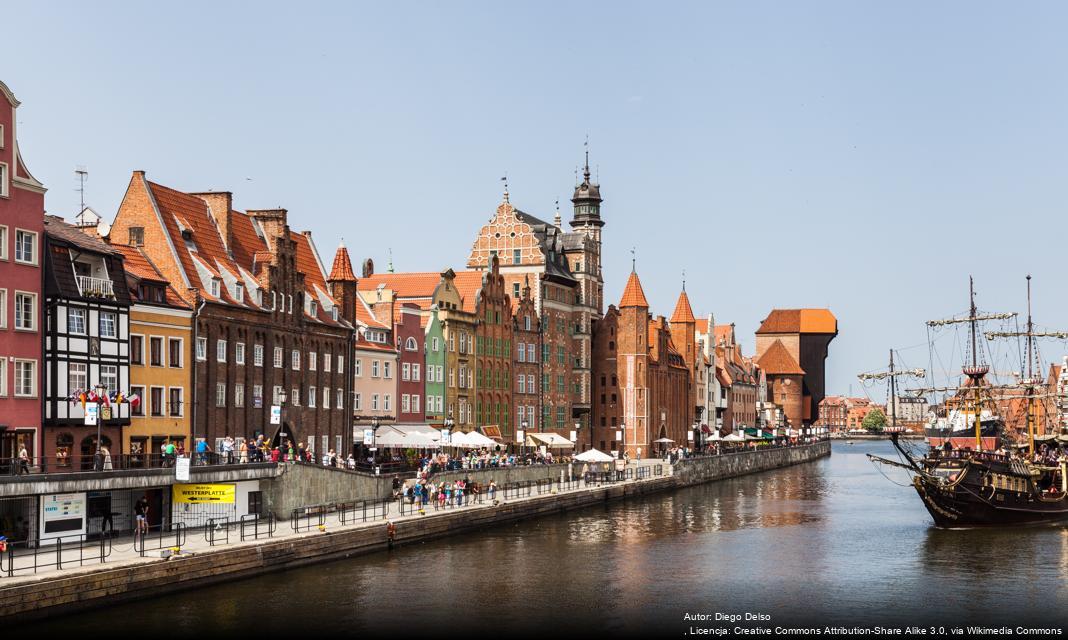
{"left": 0, "top": 462, "right": 669, "bottom": 580}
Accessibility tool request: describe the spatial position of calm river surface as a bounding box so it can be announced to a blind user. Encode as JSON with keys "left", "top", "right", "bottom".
{"left": 26, "top": 442, "right": 1068, "bottom": 636}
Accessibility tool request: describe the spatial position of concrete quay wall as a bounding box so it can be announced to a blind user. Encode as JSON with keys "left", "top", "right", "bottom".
{"left": 673, "top": 441, "right": 830, "bottom": 488}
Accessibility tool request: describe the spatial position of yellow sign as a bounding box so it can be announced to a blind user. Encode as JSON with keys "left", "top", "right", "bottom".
{"left": 172, "top": 484, "right": 236, "bottom": 504}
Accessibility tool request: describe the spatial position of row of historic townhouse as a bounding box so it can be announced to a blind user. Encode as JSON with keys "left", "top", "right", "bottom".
{"left": 0, "top": 76, "right": 838, "bottom": 464}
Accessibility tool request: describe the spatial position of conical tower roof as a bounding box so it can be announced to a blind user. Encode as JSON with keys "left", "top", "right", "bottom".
{"left": 328, "top": 241, "right": 357, "bottom": 282}
{"left": 619, "top": 270, "right": 649, "bottom": 308}
{"left": 671, "top": 290, "right": 695, "bottom": 323}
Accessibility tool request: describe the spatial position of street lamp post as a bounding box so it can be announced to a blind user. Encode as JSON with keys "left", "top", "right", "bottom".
{"left": 94, "top": 383, "right": 107, "bottom": 471}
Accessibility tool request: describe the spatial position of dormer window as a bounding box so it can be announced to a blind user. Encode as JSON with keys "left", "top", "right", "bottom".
{"left": 310, "top": 300, "right": 318, "bottom": 316}
{"left": 257, "top": 289, "right": 263, "bottom": 306}
{"left": 331, "top": 307, "right": 339, "bottom": 322}
{"left": 129, "top": 227, "right": 145, "bottom": 247}
{"left": 236, "top": 283, "right": 244, "bottom": 303}
{"left": 210, "top": 278, "right": 220, "bottom": 298}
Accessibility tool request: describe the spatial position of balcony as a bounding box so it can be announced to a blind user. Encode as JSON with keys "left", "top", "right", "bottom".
{"left": 76, "top": 275, "right": 115, "bottom": 299}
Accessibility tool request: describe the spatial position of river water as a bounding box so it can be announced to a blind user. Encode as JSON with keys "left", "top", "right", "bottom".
{"left": 25, "top": 442, "right": 1068, "bottom": 636}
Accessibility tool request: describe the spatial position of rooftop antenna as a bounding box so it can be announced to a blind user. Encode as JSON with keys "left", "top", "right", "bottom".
{"left": 75, "top": 166, "right": 88, "bottom": 212}
{"left": 387, "top": 248, "right": 395, "bottom": 273}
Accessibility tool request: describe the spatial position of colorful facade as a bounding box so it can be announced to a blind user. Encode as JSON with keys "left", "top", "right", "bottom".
{"left": 0, "top": 80, "right": 46, "bottom": 463}
{"left": 114, "top": 244, "right": 193, "bottom": 458}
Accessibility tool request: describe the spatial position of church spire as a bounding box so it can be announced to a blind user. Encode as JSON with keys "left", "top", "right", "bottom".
{"left": 571, "top": 141, "right": 603, "bottom": 230}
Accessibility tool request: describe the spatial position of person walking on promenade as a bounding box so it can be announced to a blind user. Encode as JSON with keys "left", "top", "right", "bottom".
{"left": 488, "top": 480, "right": 497, "bottom": 501}
{"left": 392, "top": 475, "right": 401, "bottom": 500}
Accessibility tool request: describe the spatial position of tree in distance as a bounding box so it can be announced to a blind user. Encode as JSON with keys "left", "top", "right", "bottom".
{"left": 862, "top": 408, "right": 888, "bottom": 432}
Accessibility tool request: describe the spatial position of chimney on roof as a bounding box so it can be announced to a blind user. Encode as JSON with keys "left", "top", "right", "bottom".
{"left": 362, "top": 258, "right": 374, "bottom": 278}
{"left": 192, "top": 192, "right": 234, "bottom": 253}
{"left": 247, "top": 209, "right": 289, "bottom": 244}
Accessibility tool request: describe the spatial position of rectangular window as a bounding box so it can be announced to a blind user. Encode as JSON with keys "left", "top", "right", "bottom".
{"left": 169, "top": 338, "right": 183, "bottom": 368}
{"left": 69, "top": 362, "right": 87, "bottom": 391}
{"left": 412, "top": 363, "right": 420, "bottom": 382}
{"left": 513, "top": 248, "right": 521, "bottom": 265}
{"left": 292, "top": 350, "right": 300, "bottom": 370}
{"left": 402, "top": 363, "right": 410, "bottom": 381}
{"left": 354, "top": 393, "right": 362, "bottom": 411}
{"left": 336, "top": 389, "right": 344, "bottom": 409}
{"left": 274, "top": 346, "right": 283, "bottom": 368}
{"left": 371, "top": 394, "right": 379, "bottom": 411}
{"left": 518, "top": 375, "right": 526, "bottom": 394}
{"left": 372, "top": 360, "right": 380, "bottom": 378}
{"left": 0, "top": 226, "right": 6, "bottom": 261}
{"left": 402, "top": 394, "right": 411, "bottom": 413}
{"left": 254, "top": 344, "right": 264, "bottom": 367}
{"left": 308, "top": 386, "right": 316, "bottom": 408}
{"left": 216, "top": 383, "right": 226, "bottom": 407}
{"left": 68, "top": 307, "right": 87, "bottom": 334}
{"left": 517, "top": 343, "right": 525, "bottom": 362}
{"left": 253, "top": 385, "right": 263, "bottom": 408}
{"left": 557, "top": 375, "right": 565, "bottom": 393}
{"left": 557, "top": 346, "right": 565, "bottom": 364}
{"left": 196, "top": 337, "right": 207, "bottom": 361}
{"left": 384, "top": 394, "right": 392, "bottom": 411}
{"left": 151, "top": 387, "right": 164, "bottom": 416}
{"left": 527, "top": 344, "right": 535, "bottom": 362}
{"left": 355, "top": 359, "right": 362, "bottom": 377}
{"left": 130, "top": 334, "right": 144, "bottom": 365}
{"left": 0, "top": 289, "right": 5, "bottom": 329}
{"left": 383, "top": 361, "right": 392, "bottom": 379}
{"left": 14, "top": 230, "right": 36, "bottom": 264}
{"left": 323, "top": 387, "right": 330, "bottom": 409}
{"left": 337, "top": 356, "right": 344, "bottom": 375}
{"left": 235, "top": 383, "right": 245, "bottom": 407}
{"left": 14, "top": 292, "right": 35, "bottom": 331}
{"left": 150, "top": 336, "right": 163, "bottom": 366}
{"left": 98, "top": 311, "right": 116, "bottom": 338}
{"left": 324, "top": 353, "right": 331, "bottom": 372}
{"left": 100, "top": 364, "right": 118, "bottom": 392}
{"left": 412, "top": 394, "right": 420, "bottom": 415}
{"left": 308, "top": 352, "right": 317, "bottom": 371}
{"left": 291, "top": 387, "right": 300, "bottom": 406}
{"left": 130, "top": 385, "right": 145, "bottom": 416}
{"left": 169, "top": 387, "right": 183, "bottom": 416}
{"left": 236, "top": 342, "right": 245, "bottom": 365}
{"left": 217, "top": 339, "right": 227, "bottom": 362}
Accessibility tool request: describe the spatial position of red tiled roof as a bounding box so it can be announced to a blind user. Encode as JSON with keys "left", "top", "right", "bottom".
{"left": 111, "top": 244, "right": 189, "bottom": 309}
{"left": 291, "top": 231, "right": 326, "bottom": 291}
{"left": 714, "top": 324, "right": 732, "bottom": 346}
{"left": 695, "top": 318, "right": 709, "bottom": 334}
{"left": 355, "top": 295, "right": 389, "bottom": 329}
{"left": 756, "top": 339, "right": 805, "bottom": 375}
{"left": 671, "top": 290, "right": 695, "bottom": 324}
{"left": 619, "top": 271, "right": 649, "bottom": 308}
{"left": 757, "top": 309, "right": 837, "bottom": 335}
{"left": 229, "top": 210, "right": 269, "bottom": 267}
{"left": 145, "top": 180, "right": 247, "bottom": 306}
{"left": 454, "top": 270, "right": 485, "bottom": 313}
{"left": 329, "top": 243, "right": 357, "bottom": 282}
{"left": 358, "top": 272, "right": 443, "bottom": 298}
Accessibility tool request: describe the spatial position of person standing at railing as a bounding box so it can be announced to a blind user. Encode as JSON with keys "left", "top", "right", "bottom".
{"left": 134, "top": 494, "right": 149, "bottom": 535}
{"left": 17, "top": 445, "right": 29, "bottom": 475}
{"left": 102, "top": 446, "right": 113, "bottom": 471}
{"left": 222, "top": 436, "right": 235, "bottom": 464}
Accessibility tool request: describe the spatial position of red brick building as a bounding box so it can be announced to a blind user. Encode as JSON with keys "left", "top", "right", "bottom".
{"left": 755, "top": 309, "right": 838, "bottom": 432}
{"left": 512, "top": 278, "right": 541, "bottom": 440}
{"left": 474, "top": 255, "right": 514, "bottom": 438}
{"left": 395, "top": 302, "right": 425, "bottom": 424}
{"left": 110, "top": 173, "right": 355, "bottom": 456}
{"left": 592, "top": 269, "right": 689, "bottom": 457}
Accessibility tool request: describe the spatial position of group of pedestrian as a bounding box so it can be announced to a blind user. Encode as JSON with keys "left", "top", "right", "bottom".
{"left": 397, "top": 476, "right": 492, "bottom": 508}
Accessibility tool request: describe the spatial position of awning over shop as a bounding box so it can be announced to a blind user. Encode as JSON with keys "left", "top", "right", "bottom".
{"left": 373, "top": 424, "right": 442, "bottom": 449}
{"left": 574, "top": 448, "right": 614, "bottom": 462}
{"left": 526, "top": 432, "right": 574, "bottom": 448}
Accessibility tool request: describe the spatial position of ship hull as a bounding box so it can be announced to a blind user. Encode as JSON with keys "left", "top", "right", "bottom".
{"left": 925, "top": 435, "right": 999, "bottom": 450}
{"left": 913, "top": 473, "right": 1068, "bottom": 528}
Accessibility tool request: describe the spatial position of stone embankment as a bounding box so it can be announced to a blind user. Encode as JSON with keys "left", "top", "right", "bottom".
{"left": 0, "top": 441, "right": 829, "bottom": 621}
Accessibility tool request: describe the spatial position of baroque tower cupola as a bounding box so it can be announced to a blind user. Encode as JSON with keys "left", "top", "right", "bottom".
{"left": 570, "top": 147, "right": 604, "bottom": 237}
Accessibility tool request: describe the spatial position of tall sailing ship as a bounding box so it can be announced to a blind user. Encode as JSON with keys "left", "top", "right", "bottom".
{"left": 869, "top": 277, "right": 1068, "bottom": 527}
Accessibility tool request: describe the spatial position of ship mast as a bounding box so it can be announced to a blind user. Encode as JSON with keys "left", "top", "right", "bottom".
{"left": 985, "top": 275, "right": 1068, "bottom": 452}
{"left": 857, "top": 353, "right": 925, "bottom": 432}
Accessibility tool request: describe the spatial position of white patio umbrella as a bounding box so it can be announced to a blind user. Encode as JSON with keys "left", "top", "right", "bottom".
{"left": 574, "top": 448, "right": 615, "bottom": 463}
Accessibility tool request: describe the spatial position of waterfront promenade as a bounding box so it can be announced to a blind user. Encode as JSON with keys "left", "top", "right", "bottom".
{"left": 0, "top": 441, "right": 830, "bottom": 621}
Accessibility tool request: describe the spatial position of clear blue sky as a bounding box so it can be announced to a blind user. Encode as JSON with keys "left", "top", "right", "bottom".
{"left": 7, "top": 1, "right": 1068, "bottom": 399}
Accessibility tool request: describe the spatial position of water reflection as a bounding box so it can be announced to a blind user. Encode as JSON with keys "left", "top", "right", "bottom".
{"left": 20, "top": 441, "right": 1068, "bottom": 637}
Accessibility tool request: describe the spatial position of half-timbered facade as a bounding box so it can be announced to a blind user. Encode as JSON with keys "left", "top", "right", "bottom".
{"left": 43, "top": 216, "right": 131, "bottom": 469}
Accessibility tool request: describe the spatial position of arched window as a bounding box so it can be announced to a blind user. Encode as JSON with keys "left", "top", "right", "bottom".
{"left": 405, "top": 337, "right": 417, "bottom": 351}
